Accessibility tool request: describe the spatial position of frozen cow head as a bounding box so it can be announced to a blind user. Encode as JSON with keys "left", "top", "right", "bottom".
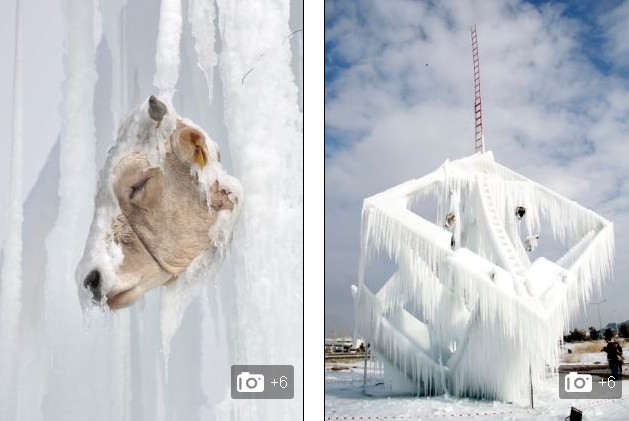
{"left": 78, "top": 96, "right": 242, "bottom": 310}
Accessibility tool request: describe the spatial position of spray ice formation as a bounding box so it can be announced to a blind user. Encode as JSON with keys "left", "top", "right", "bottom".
{"left": 354, "top": 151, "right": 614, "bottom": 403}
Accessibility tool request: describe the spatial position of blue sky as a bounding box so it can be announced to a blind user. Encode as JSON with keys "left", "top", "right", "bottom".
{"left": 325, "top": 0, "right": 629, "bottom": 336}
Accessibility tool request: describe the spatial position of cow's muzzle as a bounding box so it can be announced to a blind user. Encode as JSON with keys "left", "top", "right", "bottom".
{"left": 83, "top": 269, "right": 102, "bottom": 302}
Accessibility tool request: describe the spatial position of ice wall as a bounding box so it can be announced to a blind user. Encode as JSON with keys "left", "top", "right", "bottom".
{"left": 1, "top": 0, "right": 303, "bottom": 420}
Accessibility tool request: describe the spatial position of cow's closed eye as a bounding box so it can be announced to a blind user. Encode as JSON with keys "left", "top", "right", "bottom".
{"left": 129, "top": 177, "right": 150, "bottom": 199}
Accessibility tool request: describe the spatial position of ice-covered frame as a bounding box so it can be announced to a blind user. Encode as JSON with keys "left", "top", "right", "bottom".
{"left": 353, "top": 152, "right": 614, "bottom": 403}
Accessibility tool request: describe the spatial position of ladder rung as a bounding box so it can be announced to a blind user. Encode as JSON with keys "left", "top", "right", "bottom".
{"left": 472, "top": 26, "right": 483, "bottom": 153}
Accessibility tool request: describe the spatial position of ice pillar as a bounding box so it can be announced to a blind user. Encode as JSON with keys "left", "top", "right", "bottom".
{"left": 216, "top": 0, "right": 303, "bottom": 418}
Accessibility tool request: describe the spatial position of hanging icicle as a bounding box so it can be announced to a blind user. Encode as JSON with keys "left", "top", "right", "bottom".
{"left": 188, "top": 0, "right": 218, "bottom": 103}
{"left": 0, "top": 0, "right": 24, "bottom": 417}
{"left": 216, "top": 0, "right": 303, "bottom": 418}
{"left": 42, "top": 0, "right": 98, "bottom": 417}
{"left": 154, "top": 0, "right": 182, "bottom": 103}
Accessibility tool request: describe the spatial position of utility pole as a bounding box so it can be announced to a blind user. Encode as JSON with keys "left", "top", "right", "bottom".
{"left": 613, "top": 310, "right": 618, "bottom": 334}
{"left": 591, "top": 299, "right": 607, "bottom": 333}
{"left": 529, "top": 362, "right": 534, "bottom": 409}
{"left": 363, "top": 344, "right": 369, "bottom": 394}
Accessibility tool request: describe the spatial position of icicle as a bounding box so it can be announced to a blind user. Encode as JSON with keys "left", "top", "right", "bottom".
{"left": 160, "top": 247, "right": 221, "bottom": 366}
{"left": 0, "top": 1, "right": 24, "bottom": 417}
{"left": 188, "top": 0, "right": 218, "bottom": 103}
{"left": 99, "top": 0, "right": 129, "bottom": 122}
{"left": 154, "top": 0, "right": 182, "bottom": 102}
{"left": 43, "top": 0, "right": 98, "bottom": 417}
{"left": 216, "top": 0, "right": 303, "bottom": 418}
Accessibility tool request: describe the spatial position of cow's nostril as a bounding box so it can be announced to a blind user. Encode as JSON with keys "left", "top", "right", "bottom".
{"left": 84, "top": 270, "right": 102, "bottom": 301}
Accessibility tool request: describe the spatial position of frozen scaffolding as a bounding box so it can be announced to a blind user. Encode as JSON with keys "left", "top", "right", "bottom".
{"left": 353, "top": 151, "right": 614, "bottom": 403}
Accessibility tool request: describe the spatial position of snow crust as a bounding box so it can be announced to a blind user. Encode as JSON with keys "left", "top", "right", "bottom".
{"left": 326, "top": 360, "right": 629, "bottom": 419}
{"left": 355, "top": 151, "right": 614, "bottom": 403}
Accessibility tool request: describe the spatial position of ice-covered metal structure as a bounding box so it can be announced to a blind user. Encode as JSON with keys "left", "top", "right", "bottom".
{"left": 353, "top": 151, "right": 614, "bottom": 403}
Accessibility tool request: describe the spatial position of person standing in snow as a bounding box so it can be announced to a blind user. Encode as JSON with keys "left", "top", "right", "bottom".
{"left": 601, "top": 333, "right": 623, "bottom": 378}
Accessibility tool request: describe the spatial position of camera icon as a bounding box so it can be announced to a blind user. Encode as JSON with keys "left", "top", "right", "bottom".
{"left": 564, "top": 372, "right": 592, "bottom": 393}
{"left": 236, "top": 372, "right": 265, "bottom": 393}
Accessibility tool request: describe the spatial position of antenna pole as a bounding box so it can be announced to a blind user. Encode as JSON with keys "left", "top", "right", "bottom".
{"left": 471, "top": 25, "right": 485, "bottom": 153}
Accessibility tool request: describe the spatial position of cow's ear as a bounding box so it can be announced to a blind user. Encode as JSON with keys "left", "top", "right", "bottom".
{"left": 171, "top": 126, "right": 209, "bottom": 169}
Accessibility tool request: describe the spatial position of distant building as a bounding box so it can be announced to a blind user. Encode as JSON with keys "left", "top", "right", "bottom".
{"left": 324, "top": 337, "right": 365, "bottom": 353}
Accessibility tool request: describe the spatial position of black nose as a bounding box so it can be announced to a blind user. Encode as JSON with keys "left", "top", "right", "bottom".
{"left": 84, "top": 270, "right": 102, "bottom": 301}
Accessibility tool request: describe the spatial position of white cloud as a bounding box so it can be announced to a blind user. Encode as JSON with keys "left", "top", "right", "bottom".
{"left": 600, "top": 1, "right": 629, "bottom": 70}
{"left": 325, "top": 0, "right": 629, "bottom": 334}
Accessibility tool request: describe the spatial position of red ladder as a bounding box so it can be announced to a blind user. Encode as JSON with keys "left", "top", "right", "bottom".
{"left": 471, "top": 25, "right": 485, "bottom": 153}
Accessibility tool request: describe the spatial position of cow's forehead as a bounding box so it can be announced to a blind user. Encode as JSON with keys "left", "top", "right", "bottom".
{"left": 94, "top": 96, "right": 222, "bottom": 208}
{"left": 108, "top": 97, "right": 179, "bottom": 170}
{"left": 103, "top": 97, "right": 218, "bottom": 177}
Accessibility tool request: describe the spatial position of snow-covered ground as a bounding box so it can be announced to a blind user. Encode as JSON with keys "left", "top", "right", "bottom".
{"left": 325, "top": 361, "right": 629, "bottom": 420}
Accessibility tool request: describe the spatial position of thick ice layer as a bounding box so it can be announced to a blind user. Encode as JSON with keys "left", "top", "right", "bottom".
{"left": 355, "top": 151, "right": 614, "bottom": 403}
